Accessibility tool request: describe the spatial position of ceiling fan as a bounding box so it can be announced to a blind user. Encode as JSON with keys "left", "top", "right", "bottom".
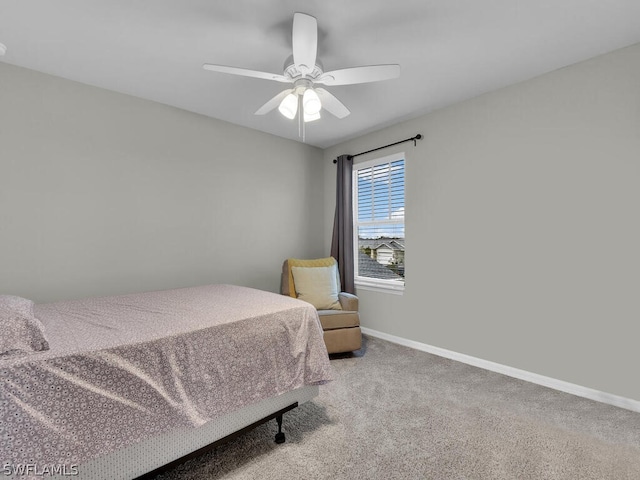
{"left": 203, "top": 12, "right": 400, "bottom": 123}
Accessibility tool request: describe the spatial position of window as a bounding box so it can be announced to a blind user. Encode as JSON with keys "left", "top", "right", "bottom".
{"left": 353, "top": 152, "right": 405, "bottom": 293}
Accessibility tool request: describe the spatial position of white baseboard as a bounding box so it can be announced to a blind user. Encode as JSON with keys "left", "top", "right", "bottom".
{"left": 361, "top": 327, "right": 640, "bottom": 414}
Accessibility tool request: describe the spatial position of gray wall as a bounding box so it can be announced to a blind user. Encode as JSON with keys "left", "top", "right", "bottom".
{"left": 0, "top": 62, "right": 325, "bottom": 303}
{"left": 323, "top": 43, "right": 640, "bottom": 401}
{"left": 3, "top": 42, "right": 639, "bottom": 402}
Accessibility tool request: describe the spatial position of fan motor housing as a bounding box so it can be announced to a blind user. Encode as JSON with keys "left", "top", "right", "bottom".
{"left": 283, "top": 55, "right": 324, "bottom": 81}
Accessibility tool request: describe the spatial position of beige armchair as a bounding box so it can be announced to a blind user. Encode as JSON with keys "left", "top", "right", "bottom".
{"left": 281, "top": 258, "right": 362, "bottom": 354}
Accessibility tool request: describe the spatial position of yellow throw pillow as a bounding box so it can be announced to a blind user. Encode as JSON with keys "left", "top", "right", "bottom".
{"left": 291, "top": 265, "right": 342, "bottom": 310}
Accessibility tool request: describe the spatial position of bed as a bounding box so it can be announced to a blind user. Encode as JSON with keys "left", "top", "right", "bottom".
{"left": 0, "top": 284, "right": 333, "bottom": 479}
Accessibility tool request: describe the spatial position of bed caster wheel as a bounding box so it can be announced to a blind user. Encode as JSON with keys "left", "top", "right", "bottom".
{"left": 274, "top": 414, "right": 286, "bottom": 444}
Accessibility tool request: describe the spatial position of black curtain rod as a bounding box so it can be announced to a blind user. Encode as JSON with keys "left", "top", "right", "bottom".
{"left": 333, "top": 134, "right": 422, "bottom": 163}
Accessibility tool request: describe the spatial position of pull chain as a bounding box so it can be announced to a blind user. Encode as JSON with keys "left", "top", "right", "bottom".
{"left": 297, "top": 94, "right": 306, "bottom": 143}
{"left": 298, "top": 94, "right": 301, "bottom": 139}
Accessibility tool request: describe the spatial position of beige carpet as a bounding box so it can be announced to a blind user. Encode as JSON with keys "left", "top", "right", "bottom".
{"left": 155, "top": 335, "right": 640, "bottom": 479}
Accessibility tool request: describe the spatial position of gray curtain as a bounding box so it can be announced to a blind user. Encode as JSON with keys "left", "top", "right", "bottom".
{"left": 331, "top": 154, "right": 355, "bottom": 294}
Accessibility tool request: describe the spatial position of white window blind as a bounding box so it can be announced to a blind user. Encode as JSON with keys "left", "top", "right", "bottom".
{"left": 353, "top": 152, "right": 405, "bottom": 291}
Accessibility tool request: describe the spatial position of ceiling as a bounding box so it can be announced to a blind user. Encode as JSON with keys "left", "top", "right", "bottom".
{"left": 2, "top": 1, "right": 640, "bottom": 148}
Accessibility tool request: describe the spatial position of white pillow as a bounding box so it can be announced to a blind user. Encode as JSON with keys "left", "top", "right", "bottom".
{"left": 291, "top": 265, "right": 342, "bottom": 310}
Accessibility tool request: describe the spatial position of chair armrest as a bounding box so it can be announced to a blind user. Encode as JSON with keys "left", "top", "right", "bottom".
{"left": 338, "top": 292, "right": 359, "bottom": 311}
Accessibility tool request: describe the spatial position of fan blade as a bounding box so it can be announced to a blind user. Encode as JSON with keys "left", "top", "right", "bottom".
{"left": 255, "top": 89, "right": 294, "bottom": 115}
{"left": 315, "top": 88, "right": 350, "bottom": 119}
{"left": 316, "top": 64, "right": 400, "bottom": 86}
{"left": 292, "top": 13, "right": 317, "bottom": 75}
{"left": 203, "top": 64, "right": 290, "bottom": 83}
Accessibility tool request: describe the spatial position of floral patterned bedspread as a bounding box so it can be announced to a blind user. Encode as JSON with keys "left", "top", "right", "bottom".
{"left": 0, "top": 285, "right": 332, "bottom": 467}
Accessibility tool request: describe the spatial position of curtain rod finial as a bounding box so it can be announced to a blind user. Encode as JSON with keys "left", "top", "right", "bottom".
{"left": 333, "top": 155, "right": 354, "bottom": 164}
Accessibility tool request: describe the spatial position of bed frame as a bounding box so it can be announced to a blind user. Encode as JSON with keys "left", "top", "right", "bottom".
{"left": 69, "top": 385, "right": 319, "bottom": 480}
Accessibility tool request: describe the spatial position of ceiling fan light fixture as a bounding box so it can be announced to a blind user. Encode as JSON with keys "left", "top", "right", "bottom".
{"left": 302, "top": 88, "right": 321, "bottom": 115}
{"left": 278, "top": 92, "right": 298, "bottom": 119}
{"left": 202, "top": 12, "right": 400, "bottom": 132}
{"left": 304, "top": 110, "right": 321, "bottom": 123}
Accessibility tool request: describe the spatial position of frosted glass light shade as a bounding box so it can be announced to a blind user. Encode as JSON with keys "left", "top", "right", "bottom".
{"left": 278, "top": 93, "right": 298, "bottom": 119}
{"left": 303, "top": 88, "right": 321, "bottom": 115}
{"left": 304, "top": 111, "right": 321, "bottom": 122}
